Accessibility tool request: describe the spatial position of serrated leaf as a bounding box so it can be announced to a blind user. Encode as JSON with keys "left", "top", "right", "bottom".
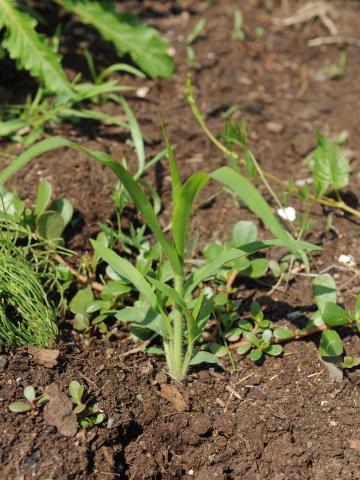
{"left": 0, "top": 0, "right": 72, "bottom": 94}
{"left": 9, "top": 401, "right": 31, "bottom": 412}
{"left": 59, "top": 0, "right": 174, "bottom": 78}
{"left": 319, "top": 329, "right": 343, "bottom": 357}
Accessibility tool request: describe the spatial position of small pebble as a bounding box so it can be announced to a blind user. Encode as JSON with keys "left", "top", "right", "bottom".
{"left": 265, "top": 121, "right": 284, "bottom": 134}
{"left": 0, "top": 355, "right": 7, "bottom": 370}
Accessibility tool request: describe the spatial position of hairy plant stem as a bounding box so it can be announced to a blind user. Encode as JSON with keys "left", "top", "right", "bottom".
{"left": 185, "top": 76, "right": 360, "bottom": 220}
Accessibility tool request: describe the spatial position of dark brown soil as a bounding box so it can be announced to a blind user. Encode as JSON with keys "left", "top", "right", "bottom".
{"left": 1, "top": 1, "right": 360, "bottom": 478}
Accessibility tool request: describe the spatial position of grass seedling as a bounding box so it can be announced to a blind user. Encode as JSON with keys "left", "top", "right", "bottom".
{"left": 89, "top": 138, "right": 318, "bottom": 380}
{"left": 0, "top": 135, "right": 318, "bottom": 378}
{"left": 232, "top": 10, "right": 245, "bottom": 42}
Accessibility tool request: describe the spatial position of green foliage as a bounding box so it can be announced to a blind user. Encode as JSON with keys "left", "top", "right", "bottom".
{"left": 0, "top": 180, "right": 73, "bottom": 242}
{"left": 204, "top": 221, "right": 269, "bottom": 283}
{"left": 0, "top": 0, "right": 73, "bottom": 95}
{"left": 0, "top": 250, "right": 57, "bottom": 347}
{"left": 232, "top": 10, "right": 245, "bottom": 41}
{"left": 311, "top": 132, "right": 350, "bottom": 197}
{"left": 9, "top": 385, "right": 49, "bottom": 413}
{"left": 57, "top": 0, "right": 174, "bottom": 79}
{"left": 69, "top": 380, "right": 106, "bottom": 427}
{"left": 0, "top": 0, "right": 174, "bottom": 90}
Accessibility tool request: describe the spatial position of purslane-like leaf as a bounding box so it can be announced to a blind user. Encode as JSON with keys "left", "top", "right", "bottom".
{"left": 0, "top": 0, "right": 72, "bottom": 94}
{"left": 312, "top": 132, "right": 349, "bottom": 197}
{"left": 319, "top": 329, "right": 343, "bottom": 357}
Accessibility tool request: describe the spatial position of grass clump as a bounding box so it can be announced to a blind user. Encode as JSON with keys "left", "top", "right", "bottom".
{"left": 0, "top": 250, "right": 57, "bottom": 348}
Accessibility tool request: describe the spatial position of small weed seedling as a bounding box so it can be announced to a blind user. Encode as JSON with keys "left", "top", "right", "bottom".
{"left": 69, "top": 381, "right": 105, "bottom": 428}
{"left": 9, "top": 386, "right": 49, "bottom": 414}
{"left": 0, "top": 135, "right": 317, "bottom": 378}
{"left": 89, "top": 138, "right": 317, "bottom": 380}
{"left": 232, "top": 10, "right": 245, "bottom": 42}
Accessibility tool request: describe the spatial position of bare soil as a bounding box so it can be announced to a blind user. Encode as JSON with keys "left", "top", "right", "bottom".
{"left": 1, "top": 1, "right": 360, "bottom": 478}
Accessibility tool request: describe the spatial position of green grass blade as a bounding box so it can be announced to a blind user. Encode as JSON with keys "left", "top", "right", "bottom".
{"left": 211, "top": 167, "right": 313, "bottom": 253}
{"left": 0, "top": 137, "right": 71, "bottom": 184}
{"left": 160, "top": 122, "right": 182, "bottom": 205}
{"left": 91, "top": 240, "right": 157, "bottom": 308}
{"left": 172, "top": 173, "right": 208, "bottom": 257}
{"left": 115, "top": 96, "right": 145, "bottom": 175}
{"left": 96, "top": 158, "right": 183, "bottom": 276}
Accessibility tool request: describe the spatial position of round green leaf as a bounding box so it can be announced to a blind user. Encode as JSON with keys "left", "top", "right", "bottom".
{"left": 37, "top": 210, "right": 65, "bottom": 241}
{"left": 319, "top": 330, "right": 343, "bottom": 357}
{"left": 322, "top": 302, "right": 349, "bottom": 327}
{"left": 231, "top": 221, "right": 257, "bottom": 247}
{"left": 264, "top": 344, "right": 283, "bottom": 356}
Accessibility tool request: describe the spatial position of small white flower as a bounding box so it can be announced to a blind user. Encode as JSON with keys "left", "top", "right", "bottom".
{"left": 338, "top": 254, "right": 356, "bottom": 267}
{"left": 277, "top": 206, "right": 296, "bottom": 222}
{"left": 188, "top": 470, "right": 194, "bottom": 476}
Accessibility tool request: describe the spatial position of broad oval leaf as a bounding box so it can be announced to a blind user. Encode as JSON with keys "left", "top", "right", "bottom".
{"left": 37, "top": 211, "right": 65, "bottom": 241}
{"left": 231, "top": 221, "right": 257, "bottom": 247}
{"left": 319, "top": 329, "right": 343, "bottom": 357}
{"left": 189, "top": 350, "right": 220, "bottom": 366}
{"left": 322, "top": 302, "right": 349, "bottom": 327}
{"left": 312, "top": 274, "right": 337, "bottom": 313}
